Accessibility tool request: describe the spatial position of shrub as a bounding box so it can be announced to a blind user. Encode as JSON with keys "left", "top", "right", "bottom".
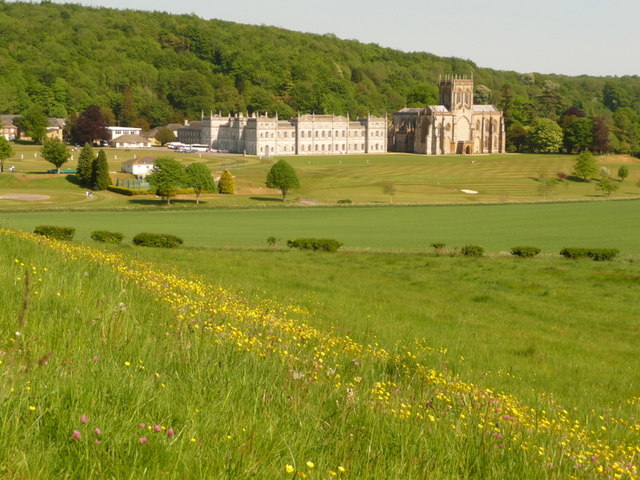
{"left": 90, "top": 230, "right": 124, "bottom": 244}
{"left": 431, "top": 242, "right": 446, "bottom": 250}
{"left": 560, "top": 247, "right": 619, "bottom": 261}
{"left": 511, "top": 246, "right": 541, "bottom": 258}
{"left": 337, "top": 199, "right": 352, "bottom": 204}
{"left": 107, "top": 185, "right": 152, "bottom": 196}
{"left": 287, "top": 238, "right": 343, "bottom": 252}
{"left": 33, "top": 225, "right": 75, "bottom": 241}
{"left": 461, "top": 245, "right": 484, "bottom": 257}
{"left": 267, "top": 236, "right": 279, "bottom": 247}
{"left": 132, "top": 232, "right": 184, "bottom": 248}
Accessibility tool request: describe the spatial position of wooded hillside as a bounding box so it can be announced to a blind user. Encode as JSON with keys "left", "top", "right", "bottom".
{"left": 1, "top": 1, "right": 639, "bottom": 153}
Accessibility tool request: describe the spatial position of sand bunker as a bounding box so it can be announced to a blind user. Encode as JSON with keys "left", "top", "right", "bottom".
{"left": 1, "top": 193, "right": 51, "bottom": 201}
{"left": 460, "top": 189, "right": 478, "bottom": 194}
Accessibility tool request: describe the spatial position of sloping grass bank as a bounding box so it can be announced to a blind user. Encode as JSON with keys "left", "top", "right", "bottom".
{"left": 0, "top": 230, "right": 638, "bottom": 479}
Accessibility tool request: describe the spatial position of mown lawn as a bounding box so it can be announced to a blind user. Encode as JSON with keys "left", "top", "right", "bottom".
{"left": 1, "top": 199, "right": 639, "bottom": 255}
{"left": 1, "top": 148, "right": 639, "bottom": 208}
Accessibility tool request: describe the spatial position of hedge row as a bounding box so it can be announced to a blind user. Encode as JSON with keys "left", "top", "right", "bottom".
{"left": 33, "top": 225, "right": 75, "bottom": 241}
{"left": 107, "top": 185, "right": 152, "bottom": 196}
{"left": 287, "top": 238, "right": 343, "bottom": 252}
{"left": 511, "top": 246, "right": 541, "bottom": 258}
{"left": 560, "top": 248, "right": 619, "bottom": 261}
{"left": 90, "top": 230, "right": 124, "bottom": 244}
{"left": 132, "top": 232, "right": 184, "bottom": 248}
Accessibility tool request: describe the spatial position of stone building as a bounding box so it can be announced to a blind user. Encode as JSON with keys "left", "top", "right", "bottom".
{"left": 178, "top": 113, "right": 387, "bottom": 156}
{"left": 389, "top": 77, "right": 505, "bottom": 155}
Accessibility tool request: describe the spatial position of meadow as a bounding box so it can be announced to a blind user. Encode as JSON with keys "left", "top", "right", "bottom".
{"left": 1, "top": 228, "right": 638, "bottom": 479}
{"left": 1, "top": 148, "right": 638, "bottom": 478}
{"left": 1, "top": 146, "right": 639, "bottom": 209}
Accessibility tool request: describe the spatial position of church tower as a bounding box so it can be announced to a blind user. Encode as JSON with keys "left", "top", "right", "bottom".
{"left": 439, "top": 76, "right": 474, "bottom": 111}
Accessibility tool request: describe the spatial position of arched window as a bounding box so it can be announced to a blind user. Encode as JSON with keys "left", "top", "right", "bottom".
{"left": 301, "top": 131, "right": 305, "bottom": 138}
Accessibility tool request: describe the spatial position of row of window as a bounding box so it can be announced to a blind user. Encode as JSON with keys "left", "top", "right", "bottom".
{"left": 257, "top": 129, "right": 385, "bottom": 139}
{"left": 259, "top": 143, "right": 385, "bottom": 153}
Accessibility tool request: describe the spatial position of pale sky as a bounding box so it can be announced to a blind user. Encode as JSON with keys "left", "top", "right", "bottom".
{"left": 28, "top": 0, "right": 640, "bottom": 77}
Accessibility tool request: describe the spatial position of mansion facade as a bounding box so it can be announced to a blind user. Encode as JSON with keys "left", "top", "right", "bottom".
{"left": 389, "top": 77, "right": 505, "bottom": 155}
{"left": 178, "top": 113, "right": 387, "bottom": 156}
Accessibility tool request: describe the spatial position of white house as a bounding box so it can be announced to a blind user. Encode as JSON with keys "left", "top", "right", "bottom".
{"left": 106, "top": 126, "right": 142, "bottom": 140}
{"left": 111, "top": 134, "right": 152, "bottom": 148}
{"left": 121, "top": 157, "right": 156, "bottom": 178}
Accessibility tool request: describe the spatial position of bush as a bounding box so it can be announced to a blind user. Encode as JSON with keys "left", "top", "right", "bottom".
{"left": 107, "top": 185, "right": 152, "bottom": 196}
{"left": 287, "top": 238, "right": 343, "bottom": 252}
{"left": 511, "top": 246, "right": 541, "bottom": 258}
{"left": 33, "top": 225, "right": 75, "bottom": 241}
{"left": 132, "top": 232, "right": 184, "bottom": 248}
{"left": 337, "top": 199, "right": 352, "bottom": 204}
{"left": 461, "top": 245, "right": 484, "bottom": 257}
{"left": 90, "top": 230, "right": 124, "bottom": 244}
{"left": 560, "top": 247, "right": 619, "bottom": 261}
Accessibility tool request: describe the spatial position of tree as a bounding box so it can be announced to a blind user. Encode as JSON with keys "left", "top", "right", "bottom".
{"left": 595, "top": 176, "right": 619, "bottom": 197}
{"left": 155, "top": 127, "right": 176, "bottom": 146}
{"left": 147, "top": 157, "right": 186, "bottom": 205}
{"left": 618, "top": 165, "right": 629, "bottom": 182}
{"left": 185, "top": 163, "right": 215, "bottom": 204}
{"left": 381, "top": 182, "right": 397, "bottom": 203}
{"left": 15, "top": 107, "right": 48, "bottom": 143}
{"left": 71, "top": 105, "right": 109, "bottom": 145}
{"left": 0, "top": 137, "right": 14, "bottom": 173}
{"left": 118, "top": 87, "right": 138, "bottom": 126}
{"left": 527, "top": 118, "right": 563, "bottom": 153}
{"left": 91, "top": 150, "right": 111, "bottom": 190}
{"left": 40, "top": 138, "right": 70, "bottom": 173}
{"left": 76, "top": 143, "right": 94, "bottom": 187}
{"left": 563, "top": 117, "right": 594, "bottom": 153}
{"left": 591, "top": 116, "right": 612, "bottom": 154}
{"left": 218, "top": 170, "right": 235, "bottom": 194}
{"left": 573, "top": 151, "right": 598, "bottom": 181}
{"left": 265, "top": 159, "right": 299, "bottom": 201}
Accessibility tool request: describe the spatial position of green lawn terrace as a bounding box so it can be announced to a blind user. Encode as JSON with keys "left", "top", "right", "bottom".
{"left": 0, "top": 146, "right": 639, "bottom": 208}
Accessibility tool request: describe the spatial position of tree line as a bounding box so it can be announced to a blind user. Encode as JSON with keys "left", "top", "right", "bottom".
{"left": 0, "top": 2, "right": 639, "bottom": 155}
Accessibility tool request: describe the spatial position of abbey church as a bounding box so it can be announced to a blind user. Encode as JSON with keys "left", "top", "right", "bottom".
{"left": 389, "top": 77, "right": 505, "bottom": 155}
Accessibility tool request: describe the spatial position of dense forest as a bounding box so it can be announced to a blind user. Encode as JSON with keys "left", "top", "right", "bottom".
{"left": 1, "top": 1, "right": 639, "bottom": 153}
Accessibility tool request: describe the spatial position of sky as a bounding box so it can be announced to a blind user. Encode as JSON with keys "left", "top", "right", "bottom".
{"left": 32, "top": 0, "right": 640, "bottom": 77}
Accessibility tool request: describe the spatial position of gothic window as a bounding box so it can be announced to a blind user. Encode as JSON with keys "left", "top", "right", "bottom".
{"left": 476, "top": 120, "right": 480, "bottom": 130}
{"left": 322, "top": 144, "right": 325, "bottom": 151}
{"left": 328, "top": 130, "right": 332, "bottom": 137}
{"left": 315, "top": 144, "right": 319, "bottom": 151}
{"left": 301, "top": 131, "right": 305, "bottom": 138}
{"left": 321, "top": 131, "right": 325, "bottom": 137}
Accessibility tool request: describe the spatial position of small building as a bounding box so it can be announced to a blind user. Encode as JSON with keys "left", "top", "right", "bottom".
{"left": 0, "top": 115, "right": 18, "bottom": 140}
{"left": 106, "top": 126, "right": 142, "bottom": 140}
{"left": 45, "top": 118, "right": 66, "bottom": 141}
{"left": 111, "top": 134, "right": 152, "bottom": 148}
{"left": 121, "top": 157, "right": 156, "bottom": 178}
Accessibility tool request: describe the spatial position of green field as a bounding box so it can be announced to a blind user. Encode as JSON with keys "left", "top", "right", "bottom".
{"left": 1, "top": 200, "right": 639, "bottom": 255}
{"left": 1, "top": 229, "right": 638, "bottom": 479}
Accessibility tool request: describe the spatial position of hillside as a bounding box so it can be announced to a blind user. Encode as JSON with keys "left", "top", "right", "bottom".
{"left": 1, "top": 1, "right": 639, "bottom": 137}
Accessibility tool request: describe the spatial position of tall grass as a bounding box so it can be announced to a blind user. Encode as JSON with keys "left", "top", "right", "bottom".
{"left": 0, "top": 229, "right": 638, "bottom": 479}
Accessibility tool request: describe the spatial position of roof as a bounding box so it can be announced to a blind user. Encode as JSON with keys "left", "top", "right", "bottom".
{"left": 179, "top": 121, "right": 202, "bottom": 130}
{"left": 47, "top": 117, "right": 66, "bottom": 128}
{"left": 473, "top": 105, "right": 499, "bottom": 113}
{"left": 112, "top": 134, "right": 150, "bottom": 143}
{"left": 165, "top": 123, "right": 184, "bottom": 131}
{"left": 428, "top": 106, "right": 449, "bottom": 113}
{"left": 122, "top": 156, "right": 156, "bottom": 166}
